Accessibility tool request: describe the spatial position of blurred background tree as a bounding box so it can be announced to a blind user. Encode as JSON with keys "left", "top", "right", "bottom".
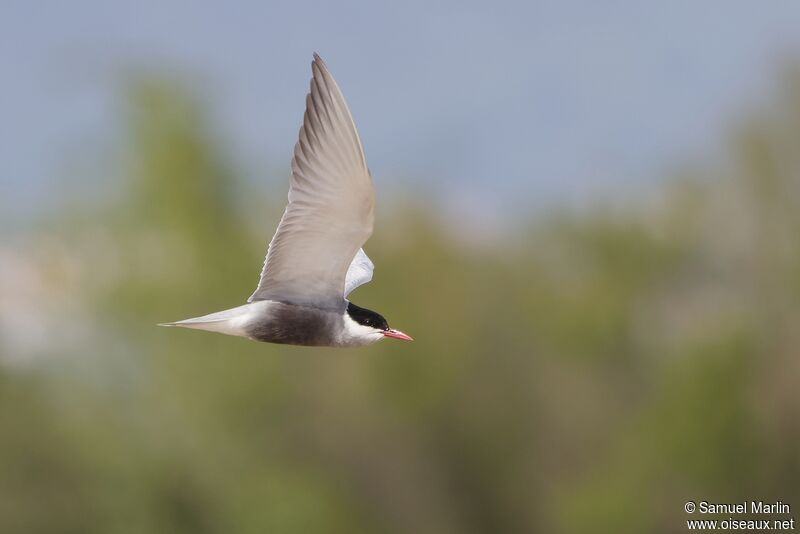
{"left": 1, "top": 67, "right": 799, "bottom": 534}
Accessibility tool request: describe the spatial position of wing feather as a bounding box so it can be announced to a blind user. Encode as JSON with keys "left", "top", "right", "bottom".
{"left": 249, "top": 54, "right": 374, "bottom": 308}
{"left": 344, "top": 248, "right": 375, "bottom": 297}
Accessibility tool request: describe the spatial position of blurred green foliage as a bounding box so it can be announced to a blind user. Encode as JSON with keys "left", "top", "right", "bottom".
{"left": 2, "top": 71, "right": 800, "bottom": 533}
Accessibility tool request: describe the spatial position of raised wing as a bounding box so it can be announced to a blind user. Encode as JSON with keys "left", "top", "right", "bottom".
{"left": 249, "top": 54, "right": 374, "bottom": 308}
{"left": 344, "top": 248, "right": 374, "bottom": 297}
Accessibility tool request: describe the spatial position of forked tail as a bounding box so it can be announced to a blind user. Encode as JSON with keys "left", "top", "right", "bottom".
{"left": 158, "top": 304, "right": 252, "bottom": 337}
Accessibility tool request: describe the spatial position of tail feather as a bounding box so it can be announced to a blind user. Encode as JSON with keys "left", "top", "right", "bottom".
{"left": 158, "top": 304, "right": 252, "bottom": 336}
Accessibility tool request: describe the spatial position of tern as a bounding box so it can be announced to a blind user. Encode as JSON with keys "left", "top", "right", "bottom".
{"left": 160, "top": 54, "right": 412, "bottom": 347}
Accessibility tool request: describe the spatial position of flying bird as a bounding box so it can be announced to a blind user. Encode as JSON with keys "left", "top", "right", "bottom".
{"left": 160, "top": 54, "right": 412, "bottom": 347}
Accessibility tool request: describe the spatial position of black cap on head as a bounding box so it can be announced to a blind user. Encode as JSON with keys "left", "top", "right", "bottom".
{"left": 347, "top": 302, "right": 389, "bottom": 330}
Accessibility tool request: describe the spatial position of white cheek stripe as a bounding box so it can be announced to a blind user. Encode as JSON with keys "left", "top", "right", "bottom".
{"left": 339, "top": 313, "right": 384, "bottom": 346}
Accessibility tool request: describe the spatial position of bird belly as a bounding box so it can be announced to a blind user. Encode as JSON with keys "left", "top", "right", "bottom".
{"left": 246, "top": 301, "right": 343, "bottom": 347}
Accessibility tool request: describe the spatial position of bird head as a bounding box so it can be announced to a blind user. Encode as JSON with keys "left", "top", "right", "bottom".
{"left": 345, "top": 302, "right": 413, "bottom": 344}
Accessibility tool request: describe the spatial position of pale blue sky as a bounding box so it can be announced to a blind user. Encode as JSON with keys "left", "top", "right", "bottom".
{"left": 2, "top": 1, "right": 800, "bottom": 225}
